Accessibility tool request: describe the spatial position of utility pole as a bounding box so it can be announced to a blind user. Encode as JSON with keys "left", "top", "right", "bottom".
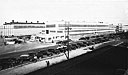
{"left": 0, "top": 31, "right": 2, "bottom": 38}
{"left": 64, "top": 21, "right": 71, "bottom": 60}
{"left": 67, "top": 21, "right": 70, "bottom": 59}
{"left": 65, "top": 22, "right": 66, "bottom": 39}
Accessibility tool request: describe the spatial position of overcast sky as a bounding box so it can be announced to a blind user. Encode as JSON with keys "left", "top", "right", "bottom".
{"left": 0, "top": 0, "right": 128, "bottom": 25}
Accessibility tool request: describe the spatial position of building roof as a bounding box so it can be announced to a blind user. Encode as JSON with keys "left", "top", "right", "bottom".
{"left": 4, "top": 20, "right": 45, "bottom": 25}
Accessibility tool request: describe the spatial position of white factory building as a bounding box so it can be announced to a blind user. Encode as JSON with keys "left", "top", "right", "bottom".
{"left": 0, "top": 20, "right": 117, "bottom": 42}
{"left": 37, "top": 21, "right": 116, "bottom": 42}
{"left": 122, "top": 24, "right": 128, "bottom": 32}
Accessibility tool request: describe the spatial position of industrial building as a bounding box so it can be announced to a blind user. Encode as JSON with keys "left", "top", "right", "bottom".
{"left": 36, "top": 21, "right": 116, "bottom": 42}
{"left": 1, "top": 20, "right": 116, "bottom": 43}
{"left": 1, "top": 20, "right": 45, "bottom": 37}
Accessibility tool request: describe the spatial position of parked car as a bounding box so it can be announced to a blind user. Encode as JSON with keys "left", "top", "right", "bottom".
{"left": 79, "top": 37, "right": 86, "bottom": 40}
{"left": 76, "top": 42, "right": 86, "bottom": 47}
{"left": 17, "top": 54, "right": 37, "bottom": 63}
{"left": 66, "top": 44, "right": 76, "bottom": 50}
{"left": 55, "top": 49, "right": 61, "bottom": 53}
{"left": 70, "top": 43, "right": 80, "bottom": 49}
{"left": 14, "top": 39, "right": 23, "bottom": 44}
{"left": 61, "top": 39, "right": 72, "bottom": 45}
{"left": 39, "top": 50, "right": 53, "bottom": 56}
{"left": 0, "top": 58, "right": 18, "bottom": 70}
{"left": 6, "top": 41, "right": 15, "bottom": 45}
{"left": 36, "top": 52, "right": 45, "bottom": 59}
{"left": 56, "top": 41, "right": 62, "bottom": 45}
{"left": 56, "top": 47, "right": 66, "bottom": 52}
{"left": 48, "top": 49, "right": 60, "bottom": 54}
{"left": 28, "top": 52, "right": 38, "bottom": 59}
{"left": 87, "top": 41, "right": 95, "bottom": 45}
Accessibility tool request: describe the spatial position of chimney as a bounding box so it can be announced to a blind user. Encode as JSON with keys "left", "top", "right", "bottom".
{"left": 12, "top": 20, "right": 14, "bottom": 23}
{"left": 5, "top": 22, "right": 7, "bottom": 24}
{"left": 31, "top": 22, "right": 33, "bottom": 23}
{"left": 37, "top": 21, "right": 39, "bottom": 23}
{"left": 26, "top": 21, "right": 27, "bottom": 23}
{"left": 43, "top": 22, "right": 45, "bottom": 24}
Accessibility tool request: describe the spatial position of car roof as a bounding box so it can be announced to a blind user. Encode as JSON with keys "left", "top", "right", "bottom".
{"left": 20, "top": 54, "right": 29, "bottom": 57}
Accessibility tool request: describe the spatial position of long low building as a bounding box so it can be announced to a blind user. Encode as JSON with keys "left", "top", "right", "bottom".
{"left": 123, "top": 24, "right": 128, "bottom": 32}
{"left": 1, "top": 20, "right": 117, "bottom": 42}
{"left": 40, "top": 21, "right": 116, "bottom": 42}
{"left": 2, "top": 20, "right": 45, "bottom": 37}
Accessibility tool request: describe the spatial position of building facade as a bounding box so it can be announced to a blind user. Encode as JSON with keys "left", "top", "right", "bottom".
{"left": 1, "top": 20, "right": 116, "bottom": 42}
{"left": 123, "top": 24, "right": 128, "bottom": 32}
{"left": 2, "top": 20, "right": 45, "bottom": 37}
{"left": 36, "top": 21, "right": 116, "bottom": 42}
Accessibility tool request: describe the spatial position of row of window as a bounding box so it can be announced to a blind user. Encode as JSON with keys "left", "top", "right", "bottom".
{"left": 70, "top": 33, "right": 94, "bottom": 36}
{"left": 58, "top": 24, "right": 108, "bottom": 27}
{"left": 3, "top": 24, "right": 109, "bottom": 29}
{"left": 64, "top": 29, "right": 114, "bottom": 32}
{"left": 46, "top": 24, "right": 56, "bottom": 28}
{"left": 48, "top": 36, "right": 65, "bottom": 40}
{"left": 42, "top": 30, "right": 45, "bottom": 32}
{"left": 70, "top": 31, "right": 111, "bottom": 36}
{"left": 50, "top": 30, "right": 56, "bottom": 33}
{"left": 124, "top": 25, "right": 128, "bottom": 26}
{"left": 57, "top": 31, "right": 63, "bottom": 33}
{"left": 14, "top": 26, "right": 45, "bottom": 29}
{"left": 46, "top": 30, "right": 63, "bottom": 34}
{"left": 45, "top": 29, "right": 113, "bottom": 34}
{"left": 50, "top": 30, "right": 63, "bottom": 33}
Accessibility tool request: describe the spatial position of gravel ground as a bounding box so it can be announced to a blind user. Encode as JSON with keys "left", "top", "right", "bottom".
{"left": 0, "top": 42, "right": 56, "bottom": 55}
{"left": 0, "top": 40, "right": 117, "bottom": 75}
{"left": 0, "top": 47, "right": 92, "bottom": 75}
{"left": 26, "top": 41, "right": 127, "bottom": 75}
{"left": 0, "top": 40, "right": 124, "bottom": 75}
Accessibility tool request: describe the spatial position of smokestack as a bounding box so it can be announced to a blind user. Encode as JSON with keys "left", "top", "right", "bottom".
{"left": 43, "top": 22, "right": 45, "bottom": 24}
{"left": 12, "top": 20, "right": 14, "bottom": 23}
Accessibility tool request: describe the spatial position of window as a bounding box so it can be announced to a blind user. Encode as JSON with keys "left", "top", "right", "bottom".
{"left": 42, "top": 30, "right": 45, "bottom": 32}
{"left": 50, "top": 30, "right": 56, "bottom": 33}
{"left": 14, "top": 26, "right": 45, "bottom": 28}
{"left": 58, "top": 24, "right": 65, "bottom": 27}
{"left": 56, "top": 36, "right": 59, "bottom": 38}
{"left": 48, "top": 38, "right": 51, "bottom": 40}
{"left": 57, "top": 31, "right": 63, "bottom": 33}
{"left": 61, "top": 36, "right": 64, "bottom": 38}
{"left": 46, "top": 24, "right": 55, "bottom": 28}
{"left": 46, "top": 30, "right": 49, "bottom": 34}
{"left": 41, "top": 38, "right": 45, "bottom": 40}
{"left": 69, "top": 30, "right": 95, "bottom": 32}
{"left": 59, "top": 24, "right": 108, "bottom": 27}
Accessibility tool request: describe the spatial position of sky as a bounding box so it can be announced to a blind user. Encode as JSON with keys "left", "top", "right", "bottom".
{"left": 0, "top": 0, "right": 128, "bottom": 25}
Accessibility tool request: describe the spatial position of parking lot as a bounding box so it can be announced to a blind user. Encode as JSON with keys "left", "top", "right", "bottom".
{"left": 0, "top": 32, "right": 128, "bottom": 74}
{"left": 0, "top": 42, "right": 56, "bottom": 55}
{"left": 0, "top": 39, "right": 124, "bottom": 75}
{"left": 0, "top": 42, "right": 108, "bottom": 75}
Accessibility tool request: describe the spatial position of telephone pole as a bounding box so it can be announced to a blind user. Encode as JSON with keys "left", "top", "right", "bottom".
{"left": 67, "top": 21, "right": 70, "bottom": 59}
{"left": 0, "top": 31, "right": 2, "bottom": 38}
{"left": 64, "top": 21, "right": 71, "bottom": 60}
